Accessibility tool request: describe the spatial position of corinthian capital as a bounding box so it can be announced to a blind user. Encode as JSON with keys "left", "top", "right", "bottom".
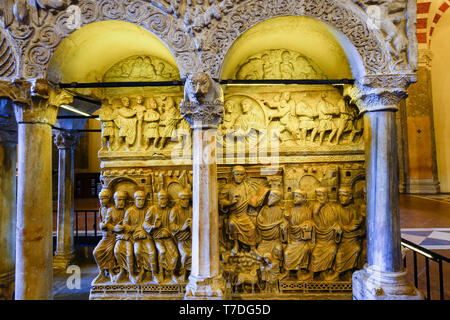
{"left": 53, "top": 130, "right": 81, "bottom": 150}
{"left": 13, "top": 79, "right": 73, "bottom": 125}
{"left": 180, "top": 73, "right": 224, "bottom": 129}
{"left": 345, "top": 75, "right": 414, "bottom": 113}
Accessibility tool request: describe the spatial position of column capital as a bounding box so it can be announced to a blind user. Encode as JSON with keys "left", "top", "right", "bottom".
{"left": 345, "top": 75, "right": 415, "bottom": 113}
{"left": 12, "top": 79, "right": 73, "bottom": 126}
{"left": 180, "top": 73, "right": 224, "bottom": 130}
{"left": 53, "top": 130, "right": 82, "bottom": 150}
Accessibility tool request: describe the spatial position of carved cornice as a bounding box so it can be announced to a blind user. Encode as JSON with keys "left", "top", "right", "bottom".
{"left": 53, "top": 130, "right": 81, "bottom": 149}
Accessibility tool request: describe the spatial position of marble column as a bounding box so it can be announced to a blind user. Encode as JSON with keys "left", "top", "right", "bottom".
{"left": 0, "top": 98, "right": 17, "bottom": 300}
{"left": 180, "top": 73, "right": 226, "bottom": 299}
{"left": 348, "top": 82, "right": 423, "bottom": 300}
{"left": 53, "top": 131, "right": 81, "bottom": 270}
{"left": 13, "top": 80, "right": 73, "bottom": 300}
{"left": 402, "top": 50, "right": 440, "bottom": 194}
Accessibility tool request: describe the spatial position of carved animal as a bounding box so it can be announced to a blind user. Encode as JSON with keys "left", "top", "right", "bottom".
{"left": 183, "top": 72, "right": 222, "bottom": 105}
{"left": 233, "top": 269, "right": 260, "bottom": 294}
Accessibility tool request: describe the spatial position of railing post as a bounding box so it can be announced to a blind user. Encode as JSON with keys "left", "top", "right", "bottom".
{"left": 425, "top": 258, "right": 430, "bottom": 300}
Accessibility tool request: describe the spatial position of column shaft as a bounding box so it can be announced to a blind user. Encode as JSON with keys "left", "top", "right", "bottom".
{"left": 0, "top": 142, "right": 17, "bottom": 299}
{"left": 15, "top": 123, "right": 54, "bottom": 300}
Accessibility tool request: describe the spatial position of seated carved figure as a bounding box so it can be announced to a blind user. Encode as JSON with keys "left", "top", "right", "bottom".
{"left": 144, "top": 190, "right": 179, "bottom": 283}
{"left": 169, "top": 189, "right": 193, "bottom": 282}
{"left": 255, "top": 189, "right": 287, "bottom": 279}
{"left": 220, "top": 166, "right": 269, "bottom": 257}
{"left": 283, "top": 189, "right": 315, "bottom": 281}
{"left": 92, "top": 189, "right": 116, "bottom": 284}
{"left": 126, "top": 191, "right": 158, "bottom": 283}
{"left": 310, "top": 187, "right": 342, "bottom": 281}
{"left": 335, "top": 187, "right": 364, "bottom": 280}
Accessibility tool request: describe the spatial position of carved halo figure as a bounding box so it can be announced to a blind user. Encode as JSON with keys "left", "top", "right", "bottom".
{"left": 169, "top": 189, "right": 193, "bottom": 282}
{"left": 92, "top": 189, "right": 116, "bottom": 284}
{"left": 283, "top": 189, "right": 315, "bottom": 281}
{"left": 310, "top": 187, "right": 342, "bottom": 281}
{"left": 143, "top": 190, "right": 179, "bottom": 283}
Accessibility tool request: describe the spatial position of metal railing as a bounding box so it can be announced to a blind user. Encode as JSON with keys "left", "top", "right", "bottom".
{"left": 401, "top": 238, "right": 450, "bottom": 300}
{"left": 53, "top": 210, "right": 101, "bottom": 246}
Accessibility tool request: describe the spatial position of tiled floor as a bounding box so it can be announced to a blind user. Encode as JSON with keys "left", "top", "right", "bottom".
{"left": 53, "top": 194, "right": 450, "bottom": 300}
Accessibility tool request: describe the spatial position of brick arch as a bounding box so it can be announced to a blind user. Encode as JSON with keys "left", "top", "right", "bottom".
{"left": 416, "top": 0, "right": 450, "bottom": 47}
{"left": 429, "top": 0, "right": 450, "bottom": 45}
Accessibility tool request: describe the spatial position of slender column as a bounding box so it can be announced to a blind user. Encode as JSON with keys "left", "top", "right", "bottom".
{"left": 53, "top": 131, "right": 81, "bottom": 270}
{"left": 180, "top": 73, "right": 225, "bottom": 299}
{"left": 13, "top": 80, "right": 73, "bottom": 300}
{"left": 348, "top": 82, "right": 423, "bottom": 300}
{"left": 0, "top": 98, "right": 17, "bottom": 300}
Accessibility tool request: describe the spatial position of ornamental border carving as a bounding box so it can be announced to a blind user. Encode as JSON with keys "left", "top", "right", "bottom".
{"left": 0, "top": 0, "right": 416, "bottom": 84}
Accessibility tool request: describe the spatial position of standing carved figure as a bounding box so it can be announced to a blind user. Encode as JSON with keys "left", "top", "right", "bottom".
{"left": 335, "top": 187, "right": 364, "bottom": 280}
{"left": 116, "top": 96, "right": 137, "bottom": 150}
{"left": 296, "top": 93, "right": 317, "bottom": 142}
{"left": 221, "top": 166, "right": 269, "bottom": 257}
{"left": 99, "top": 101, "right": 116, "bottom": 152}
{"left": 169, "top": 189, "right": 193, "bottom": 282}
{"left": 133, "top": 96, "right": 147, "bottom": 149}
{"left": 157, "top": 97, "right": 180, "bottom": 149}
{"left": 310, "top": 187, "right": 342, "bottom": 281}
{"left": 331, "top": 99, "right": 355, "bottom": 144}
{"left": 92, "top": 189, "right": 116, "bottom": 284}
{"left": 144, "top": 190, "right": 179, "bottom": 283}
{"left": 256, "top": 189, "right": 287, "bottom": 281}
{"left": 280, "top": 51, "right": 294, "bottom": 79}
{"left": 283, "top": 189, "right": 315, "bottom": 281}
{"left": 143, "top": 97, "right": 160, "bottom": 150}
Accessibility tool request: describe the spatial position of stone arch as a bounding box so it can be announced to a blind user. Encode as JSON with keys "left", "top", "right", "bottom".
{"left": 4, "top": 0, "right": 196, "bottom": 80}
{"left": 205, "top": 0, "right": 395, "bottom": 80}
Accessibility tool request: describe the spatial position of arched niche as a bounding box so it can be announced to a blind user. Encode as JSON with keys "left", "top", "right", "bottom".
{"left": 47, "top": 20, "right": 181, "bottom": 100}
{"left": 220, "top": 16, "right": 356, "bottom": 81}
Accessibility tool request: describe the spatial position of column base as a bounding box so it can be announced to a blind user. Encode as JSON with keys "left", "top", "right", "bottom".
{"left": 53, "top": 251, "right": 75, "bottom": 270}
{"left": 406, "top": 178, "right": 440, "bottom": 194}
{"left": 352, "top": 265, "right": 423, "bottom": 300}
{"left": 184, "top": 274, "right": 226, "bottom": 300}
{"left": 0, "top": 271, "right": 15, "bottom": 300}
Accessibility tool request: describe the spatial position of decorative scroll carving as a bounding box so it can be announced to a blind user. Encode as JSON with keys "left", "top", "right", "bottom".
{"left": 103, "top": 55, "right": 180, "bottom": 83}
{"left": 235, "top": 49, "right": 327, "bottom": 80}
{"left": 0, "top": 27, "right": 16, "bottom": 78}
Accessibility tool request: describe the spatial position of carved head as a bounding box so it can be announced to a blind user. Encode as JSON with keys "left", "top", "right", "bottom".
{"left": 232, "top": 166, "right": 246, "bottom": 185}
{"left": 281, "top": 92, "right": 290, "bottom": 101}
{"left": 315, "top": 187, "right": 329, "bottom": 204}
{"left": 268, "top": 189, "right": 282, "bottom": 207}
{"left": 114, "top": 191, "right": 128, "bottom": 209}
{"left": 261, "top": 54, "right": 269, "bottom": 63}
{"left": 338, "top": 187, "right": 353, "bottom": 206}
{"left": 145, "top": 97, "right": 157, "bottom": 109}
{"left": 224, "top": 100, "right": 234, "bottom": 113}
{"left": 134, "top": 190, "right": 147, "bottom": 209}
{"left": 157, "top": 190, "right": 169, "bottom": 208}
{"left": 187, "top": 73, "right": 211, "bottom": 103}
{"left": 135, "top": 96, "right": 144, "bottom": 105}
{"left": 241, "top": 99, "right": 252, "bottom": 114}
{"left": 99, "top": 189, "right": 112, "bottom": 207}
{"left": 281, "top": 51, "right": 290, "bottom": 61}
{"left": 178, "top": 189, "right": 192, "bottom": 209}
{"left": 293, "top": 189, "right": 307, "bottom": 205}
{"left": 121, "top": 96, "right": 130, "bottom": 107}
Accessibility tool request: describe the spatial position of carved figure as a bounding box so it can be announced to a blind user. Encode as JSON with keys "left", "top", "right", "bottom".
{"left": 233, "top": 98, "right": 261, "bottom": 138}
{"left": 144, "top": 190, "right": 179, "bottom": 283}
{"left": 296, "top": 93, "right": 317, "bottom": 142}
{"left": 143, "top": 97, "right": 161, "bottom": 150}
{"left": 107, "top": 191, "right": 131, "bottom": 283}
{"left": 283, "top": 189, "right": 314, "bottom": 281}
{"left": 99, "top": 101, "right": 116, "bottom": 152}
{"left": 115, "top": 97, "right": 137, "bottom": 150}
{"left": 335, "top": 187, "right": 364, "bottom": 280}
{"left": 157, "top": 97, "right": 181, "bottom": 149}
{"left": 280, "top": 51, "right": 294, "bottom": 79}
{"left": 221, "top": 166, "right": 269, "bottom": 257}
{"left": 182, "top": 72, "right": 222, "bottom": 106}
{"left": 310, "top": 187, "right": 342, "bottom": 281}
{"left": 92, "top": 189, "right": 116, "bottom": 284}
{"left": 169, "top": 189, "right": 193, "bottom": 282}
{"left": 332, "top": 98, "right": 355, "bottom": 144}
{"left": 311, "top": 93, "right": 338, "bottom": 144}
{"left": 255, "top": 189, "right": 287, "bottom": 280}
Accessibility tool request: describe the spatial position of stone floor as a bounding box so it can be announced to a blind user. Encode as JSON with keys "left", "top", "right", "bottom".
{"left": 52, "top": 194, "right": 450, "bottom": 300}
